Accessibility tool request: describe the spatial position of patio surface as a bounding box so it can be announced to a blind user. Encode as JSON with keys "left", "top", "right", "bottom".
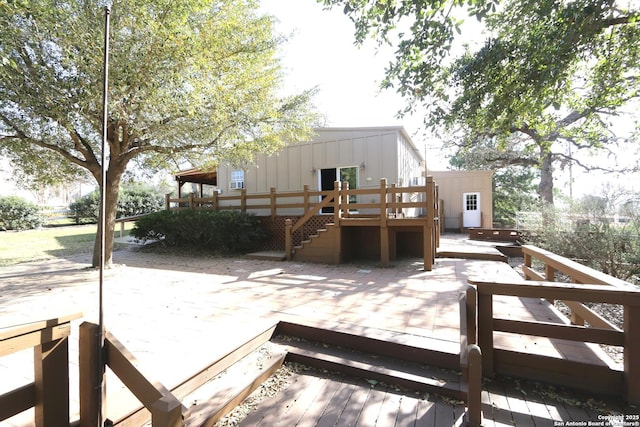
{"left": 0, "top": 235, "right": 632, "bottom": 426}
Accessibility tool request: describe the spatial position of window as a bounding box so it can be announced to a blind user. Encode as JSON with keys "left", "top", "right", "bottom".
{"left": 230, "top": 170, "right": 244, "bottom": 190}
{"left": 465, "top": 193, "right": 478, "bottom": 211}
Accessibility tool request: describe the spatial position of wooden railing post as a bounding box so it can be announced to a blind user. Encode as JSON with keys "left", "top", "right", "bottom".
{"left": 424, "top": 176, "right": 435, "bottom": 271}
{"left": 212, "top": 190, "right": 218, "bottom": 211}
{"left": 188, "top": 193, "right": 194, "bottom": 209}
{"left": 342, "top": 181, "right": 350, "bottom": 218}
{"left": 625, "top": 304, "right": 640, "bottom": 405}
{"left": 378, "top": 179, "right": 390, "bottom": 266}
{"left": 466, "top": 345, "right": 483, "bottom": 427}
{"left": 165, "top": 193, "right": 171, "bottom": 210}
{"left": 241, "top": 188, "right": 247, "bottom": 212}
{"left": 379, "top": 178, "right": 388, "bottom": 218}
{"left": 79, "top": 322, "right": 105, "bottom": 427}
{"left": 285, "top": 218, "right": 293, "bottom": 260}
{"left": 270, "top": 187, "right": 276, "bottom": 220}
{"left": 477, "top": 289, "right": 494, "bottom": 378}
{"left": 303, "top": 185, "right": 309, "bottom": 216}
{"left": 34, "top": 334, "right": 71, "bottom": 426}
{"left": 333, "top": 181, "right": 341, "bottom": 224}
{"left": 150, "top": 395, "right": 183, "bottom": 427}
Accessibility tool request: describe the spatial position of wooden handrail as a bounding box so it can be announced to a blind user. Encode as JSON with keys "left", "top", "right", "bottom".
{"left": 522, "top": 244, "right": 632, "bottom": 328}
{"left": 1, "top": 312, "right": 82, "bottom": 427}
{"left": 468, "top": 277, "right": 640, "bottom": 405}
{"left": 79, "top": 322, "right": 185, "bottom": 427}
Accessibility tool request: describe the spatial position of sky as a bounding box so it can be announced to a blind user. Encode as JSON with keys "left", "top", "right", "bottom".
{"left": 259, "top": 0, "right": 639, "bottom": 200}
{"left": 258, "top": 0, "right": 442, "bottom": 165}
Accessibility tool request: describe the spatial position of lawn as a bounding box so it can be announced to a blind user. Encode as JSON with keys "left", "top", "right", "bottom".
{"left": 0, "top": 223, "right": 134, "bottom": 266}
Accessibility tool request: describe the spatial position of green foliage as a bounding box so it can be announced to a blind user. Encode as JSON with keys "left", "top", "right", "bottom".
{"left": 0, "top": 196, "right": 44, "bottom": 230}
{"left": 68, "top": 186, "right": 164, "bottom": 224}
{"left": 322, "top": 0, "right": 640, "bottom": 205}
{"left": 131, "top": 210, "right": 266, "bottom": 253}
{"left": 0, "top": 0, "right": 318, "bottom": 265}
{"left": 523, "top": 201, "right": 640, "bottom": 285}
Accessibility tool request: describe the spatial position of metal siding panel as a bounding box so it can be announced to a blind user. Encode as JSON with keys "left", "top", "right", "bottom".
{"left": 324, "top": 140, "right": 337, "bottom": 166}
{"left": 300, "top": 144, "right": 314, "bottom": 188}
{"left": 289, "top": 145, "right": 301, "bottom": 190}
{"left": 338, "top": 138, "right": 353, "bottom": 165}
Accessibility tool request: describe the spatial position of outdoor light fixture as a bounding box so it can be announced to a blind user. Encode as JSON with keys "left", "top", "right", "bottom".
{"left": 360, "top": 162, "right": 366, "bottom": 169}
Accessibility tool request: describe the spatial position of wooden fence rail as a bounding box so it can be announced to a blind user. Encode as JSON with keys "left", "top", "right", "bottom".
{"left": 0, "top": 312, "right": 82, "bottom": 427}
{"left": 521, "top": 245, "right": 631, "bottom": 328}
{"left": 79, "top": 322, "right": 185, "bottom": 427}
{"left": 469, "top": 245, "right": 640, "bottom": 404}
{"left": 165, "top": 178, "right": 436, "bottom": 220}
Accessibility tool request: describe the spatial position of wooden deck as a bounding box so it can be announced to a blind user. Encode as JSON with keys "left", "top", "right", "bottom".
{"left": 222, "top": 361, "right": 633, "bottom": 427}
{"left": 1, "top": 235, "right": 637, "bottom": 426}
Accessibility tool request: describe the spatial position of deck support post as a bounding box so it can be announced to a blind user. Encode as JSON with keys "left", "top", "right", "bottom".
{"left": 379, "top": 179, "right": 389, "bottom": 266}
{"left": 79, "top": 321, "right": 105, "bottom": 427}
{"left": 466, "top": 345, "right": 483, "bottom": 427}
{"left": 34, "top": 335, "right": 70, "bottom": 426}
{"left": 477, "top": 291, "right": 494, "bottom": 378}
{"left": 625, "top": 304, "right": 640, "bottom": 405}
{"left": 285, "top": 219, "right": 292, "bottom": 261}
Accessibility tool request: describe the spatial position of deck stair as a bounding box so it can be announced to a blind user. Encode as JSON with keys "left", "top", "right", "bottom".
{"left": 271, "top": 332, "right": 466, "bottom": 401}
{"left": 172, "top": 321, "right": 470, "bottom": 426}
{"left": 291, "top": 222, "right": 340, "bottom": 264}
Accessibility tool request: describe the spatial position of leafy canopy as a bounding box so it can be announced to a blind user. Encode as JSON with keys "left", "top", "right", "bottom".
{"left": 321, "top": 0, "right": 640, "bottom": 204}
{"left": 0, "top": 0, "right": 318, "bottom": 181}
{"left": 0, "top": 0, "right": 318, "bottom": 266}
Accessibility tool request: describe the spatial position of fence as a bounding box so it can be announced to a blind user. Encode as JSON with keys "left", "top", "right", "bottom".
{"left": 468, "top": 244, "right": 640, "bottom": 404}
{"left": 1, "top": 312, "right": 82, "bottom": 427}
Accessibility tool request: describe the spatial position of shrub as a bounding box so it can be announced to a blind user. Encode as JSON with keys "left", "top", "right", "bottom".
{"left": 69, "top": 186, "right": 164, "bottom": 224}
{"left": 523, "top": 204, "right": 640, "bottom": 285}
{"left": 131, "top": 210, "right": 266, "bottom": 254}
{"left": 0, "top": 196, "right": 44, "bottom": 230}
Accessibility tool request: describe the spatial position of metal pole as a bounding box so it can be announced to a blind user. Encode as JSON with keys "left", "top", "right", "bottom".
{"left": 98, "top": 3, "right": 111, "bottom": 425}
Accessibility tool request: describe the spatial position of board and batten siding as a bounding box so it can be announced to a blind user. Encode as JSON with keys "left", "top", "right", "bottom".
{"left": 428, "top": 170, "right": 494, "bottom": 229}
{"left": 216, "top": 127, "right": 425, "bottom": 215}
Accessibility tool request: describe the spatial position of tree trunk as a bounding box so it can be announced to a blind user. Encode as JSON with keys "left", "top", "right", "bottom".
{"left": 538, "top": 151, "right": 554, "bottom": 205}
{"left": 91, "top": 164, "right": 125, "bottom": 268}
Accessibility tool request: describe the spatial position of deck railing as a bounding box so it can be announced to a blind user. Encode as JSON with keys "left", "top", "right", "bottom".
{"left": 1, "top": 312, "right": 82, "bottom": 427}
{"left": 166, "top": 177, "right": 437, "bottom": 220}
{"left": 521, "top": 244, "right": 632, "bottom": 327}
{"left": 468, "top": 245, "right": 640, "bottom": 404}
{"left": 79, "top": 322, "right": 184, "bottom": 427}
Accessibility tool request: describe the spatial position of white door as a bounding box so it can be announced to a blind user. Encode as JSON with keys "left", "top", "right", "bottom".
{"left": 462, "top": 192, "right": 481, "bottom": 228}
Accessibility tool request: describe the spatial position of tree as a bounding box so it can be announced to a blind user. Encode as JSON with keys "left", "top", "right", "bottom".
{"left": 0, "top": 0, "right": 318, "bottom": 266}
{"left": 320, "top": 0, "right": 640, "bottom": 204}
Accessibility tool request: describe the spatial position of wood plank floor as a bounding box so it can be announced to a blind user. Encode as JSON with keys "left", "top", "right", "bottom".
{"left": 228, "top": 364, "right": 635, "bottom": 427}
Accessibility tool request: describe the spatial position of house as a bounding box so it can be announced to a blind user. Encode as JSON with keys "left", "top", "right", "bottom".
{"left": 216, "top": 126, "right": 426, "bottom": 216}
{"left": 171, "top": 126, "right": 493, "bottom": 268}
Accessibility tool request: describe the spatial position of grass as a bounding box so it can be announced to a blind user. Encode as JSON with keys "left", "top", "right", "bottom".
{"left": 0, "top": 223, "right": 135, "bottom": 266}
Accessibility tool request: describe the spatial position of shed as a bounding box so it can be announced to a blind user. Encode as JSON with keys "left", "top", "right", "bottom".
{"left": 428, "top": 170, "right": 494, "bottom": 230}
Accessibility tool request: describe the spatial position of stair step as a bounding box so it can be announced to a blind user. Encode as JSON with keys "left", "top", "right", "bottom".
{"left": 183, "top": 342, "right": 286, "bottom": 426}
{"left": 272, "top": 336, "right": 466, "bottom": 401}
{"left": 274, "top": 321, "right": 460, "bottom": 369}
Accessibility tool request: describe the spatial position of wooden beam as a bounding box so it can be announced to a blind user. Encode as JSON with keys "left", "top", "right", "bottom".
{"left": 34, "top": 337, "right": 70, "bottom": 427}
{"left": 493, "top": 318, "right": 624, "bottom": 346}
{"left": 0, "top": 383, "right": 35, "bottom": 421}
{"left": 79, "top": 322, "right": 105, "bottom": 427}
{"left": 477, "top": 292, "right": 494, "bottom": 377}
{"left": 104, "top": 332, "right": 177, "bottom": 409}
{"left": 469, "top": 279, "right": 640, "bottom": 306}
{"left": 625, "top": 304, "right": 640, "bottom": 405}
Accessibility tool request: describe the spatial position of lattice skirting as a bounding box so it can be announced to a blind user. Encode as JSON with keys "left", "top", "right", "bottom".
{"left": 258, "top": 215, "right": 334, "bottom": 251}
